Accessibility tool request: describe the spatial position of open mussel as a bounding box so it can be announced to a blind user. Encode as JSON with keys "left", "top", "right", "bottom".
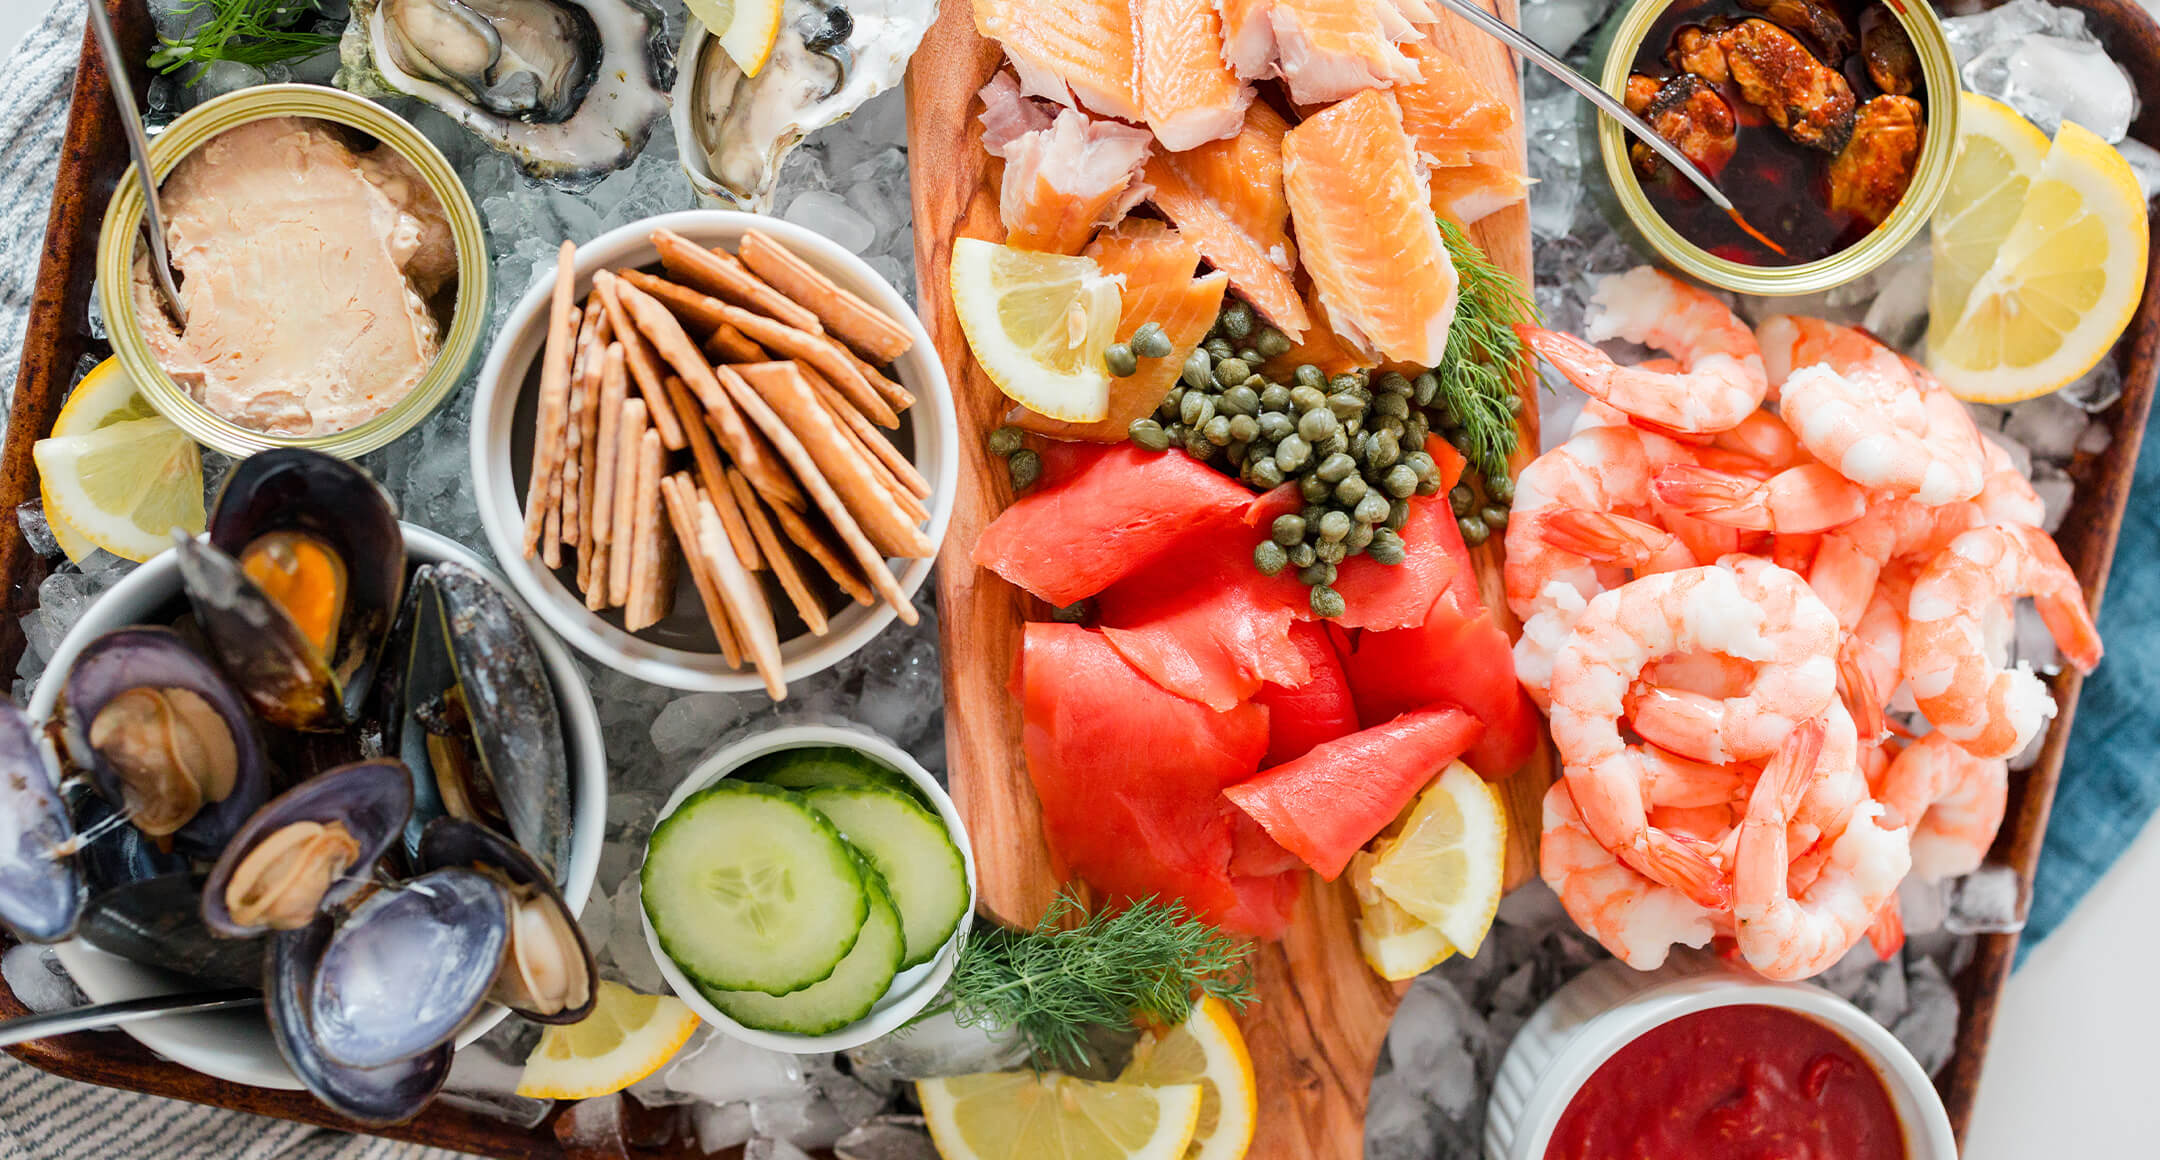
{"left": 308, "top": 866, "right": 510, "bottom": 1069}
{"left": 176, "top": 449, "right": 405, "bottom": 733}
{"left": 267, "top": 916, "right": 452, "bottom": 1127}
{"left": 419, "top": 817, "right": 594, "bottom": 1023}
{"left": 201, "top": 761, "right": 413, "bottom": 938}
{"left": 58, "top": 627, "right": 272, "bottom": 860}
{"left": 384, "top": 562, "right": 570, "bottom": 877}
{"left": 0, "top": 701, "right": 80, "bottom": 942}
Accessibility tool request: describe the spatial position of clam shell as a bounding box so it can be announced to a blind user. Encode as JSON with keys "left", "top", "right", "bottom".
{"left": 417, "top": 817, "right": 596, "bottom": 1024}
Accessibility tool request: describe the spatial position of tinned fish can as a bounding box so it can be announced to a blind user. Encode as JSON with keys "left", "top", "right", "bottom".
{"left": 96, "top": 84, "right": 489, "bottom": 459}
{"left": 1586, "top": 0, "right": 1962, "bottom": 296}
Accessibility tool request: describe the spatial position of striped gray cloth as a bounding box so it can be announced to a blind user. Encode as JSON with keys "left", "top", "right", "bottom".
{"left": 0, "top": 7, "right": 468, "bottom": 1157}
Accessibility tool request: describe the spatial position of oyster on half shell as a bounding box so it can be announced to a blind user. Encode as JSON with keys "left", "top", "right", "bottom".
{"left": 677, "top": 0, "right": 937, "bottom": 210}
{"left": 339, "top": 0, "right": 675, "bottom": 190}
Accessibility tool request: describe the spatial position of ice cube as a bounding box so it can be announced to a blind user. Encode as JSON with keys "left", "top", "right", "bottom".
{"left": 786, "top": 191, "right": 879, "bottom": 256}
{"left": 2009, "top": 598, "right": 2063, "bottom": 676}
{"left": 2032, "top": 468, "right": 2075, "bottom": 534}
{"left": 746, "top": 1140, "right": 817, "bottom": 1160}
{"left": 843, "top": 1008, "right": 1031, "bottom": 1086}
{"left": 659, "top": 1033, "right": 809, "bottom": 1107}
{"left": 2001, "top": 393, "right": 2090, "bottom": 464}
{"left": 1363, "top": 1070, "right": 1441, "bottom": 1160}
{"left": 1892, "top": 957, "right": 1960, "bottom": 1075}
{"left": 2115, "top": 137, "right": 2160, "bottom": 202}
{"left": 15, "top": 503, "right": 58, "bottom": 559}
{"left": 752, "top": 1091, "right": 850, "bottom": 1149}
{"left": 1385, "top": 976, "right": 1488, "bottom": 1117}
{"left": 1861, "top": 246, "right": 1934, "bottom": 355}
{"left": 2060, "top": 357, "right": 2124, "bottom": 413}
{"left": 441, "top": 1038, "right": 554, "bottom": 1129}
{"left": 1944, "top": 863, "right": 2028, "bottom": 934}
{"left": 1896, "top": 875, "right": 1949, "bottom": 939}
{"left": 1945, "top": 0, "right": 2138, "bottom": 141}
{"left": 2075, "top": 418, "right": 2114, "bottom": 458}
{"left": 1, "top": 943, "right": 83, "bottom": 1014}
{"left": 835, "top": 1117, "right": 939, "bottom": 1160}
{"left": 806, "top": 1056, "right": 892, "bottom": 1126}
{"left": 651, "top": 693, "right": 753, "bottom": 761}
{"left": 555, "top": 1094, "right": 630, "bottom": 1159}
{"left": 1519, "top": 0, "right": 1620, "bottom": 56}
{"left": 694, "top": 1102, "right": 755, "bottom": 1152}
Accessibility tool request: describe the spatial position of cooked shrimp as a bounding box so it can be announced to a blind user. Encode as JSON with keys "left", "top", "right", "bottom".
{"left": 1605, "top": 557, "right": 1841, "bottom": 766}
{"left": 1540, "top": 781, "right": 1721, "bottom": 970}
{"left": 1976, "top": 432, "right": 2046, "bottom": 528}
{"left": 1903, "top": 524, "right": 2102, "bottom": 759}
{"left": 1808, "top": 494, "right": 1981, "bottom": 629}
{"left": 1838, "top": 563, "right": 1910, "bottom": 741}
{"left": 1756, "top": 313, "right": 1905, "bottom": 394}
{"left": 1768, "top": 317, "right": 1985, "bottom": 503}
{"left": 1731, "top": 719, "right": 1911, "bottom": 980}
{"left": 1650, "top": 461, "right": 1868, "bottom": 532}
{"left": 1519, "top": 268, "right": 1767, "bottom": 434}
{"left": 1876, "top": 731, "right": 2010, "bottom": 881}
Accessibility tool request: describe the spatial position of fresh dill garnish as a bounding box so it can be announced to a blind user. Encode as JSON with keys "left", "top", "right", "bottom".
{"left": 1432, "top": 217, "right": 1538, "bottom": 480}
{"left": 933, "top": 890, "right": 1256, "bottom": 1071}
{"left": 148, "top": 0, "right": 342, "bottom": 81}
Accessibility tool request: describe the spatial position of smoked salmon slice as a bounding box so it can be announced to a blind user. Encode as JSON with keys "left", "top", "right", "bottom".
{"left": 1146, "top": 102, "right": 1310, "bottom": 338}
{"left": 1220, "top": 0, "right": 1420, "bottom": 104}
{"left": 972, "top": 0, "right": 1141, "bottom": 122}
{"left": 1394, "top": 40, "right": 1516, "bottom": 166}
{"left": 1136, "top": 0, "right": 1255, "bottom": 150}
{"left": 1252, "top": 621, "right": 1361, "bottom": 765}
{"left": 1016, "top": 220, "right": 1228, "bottom": 440}
{"left": 1095, "top": 517, "right": 1312, "bottom": 711}
{"left": 1283, "top": 89, "right": 1459, "bottom": 366}
{"left": 979, "top": 77, "right": 1153, "bottom": 255}
{"left": 1429, "top": 160, "right": 1533, "bottom": 226}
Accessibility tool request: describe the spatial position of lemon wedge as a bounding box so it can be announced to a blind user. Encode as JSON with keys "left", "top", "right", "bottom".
{"left": 687, "top": 0, "right": 784, "bottom": 77}
{"left": 1350, "top": 850, "right": 1456, "bottom": 981}
{"left": 1927, "top": 93, "right": 2054, "bottom": 361}
{"left": 919, "top": 1071, "right": 1203, "bottom": 1160}
{"left": 1117, "top": 997, "right": 1256, "bottom": 1160}
{"left": 34, "top": 363, "right": 204, "bottom": 564}
{"left": 950, "top": 238, "right": 1120, "bottom": 423}
{"left": 515, "top": 981, "right": 701, "bottom": 1100}
{"left": 1929, "top": 118, "right": 2150, "bottom": 403}
{"left": 1365, "top": 761, "right": 1505, "bottom": 957}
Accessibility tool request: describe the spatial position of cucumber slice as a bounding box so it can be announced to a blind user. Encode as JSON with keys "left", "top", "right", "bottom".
{"left": 641, "top": 781, "right": 867, "bottom": 995}
{"left": 701, "top": 868, "right": 905, "bottom": 1036}
{"left": 740, "top": 746, "right": 927, "bottom": 804}
{"left": 800, "top": 785, "right": 969, "bottom": 969}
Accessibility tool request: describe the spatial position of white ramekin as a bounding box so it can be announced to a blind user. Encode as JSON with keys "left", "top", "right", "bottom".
{"left": 28, "top": 525, "right": 607, "bottom": 1092}
{"left": 469, "top": 210, "right": 958, "bottom": 693}
{"left": 1484, "top": 955, "right": 1957, "bottom": 1159}
{"left": 641, "top": 722, "right": 977, "bottom": 1054}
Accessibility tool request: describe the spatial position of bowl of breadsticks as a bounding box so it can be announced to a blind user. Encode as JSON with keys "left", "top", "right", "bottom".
{"left": 470, "top": 211, "right": 958, "bottom": 696}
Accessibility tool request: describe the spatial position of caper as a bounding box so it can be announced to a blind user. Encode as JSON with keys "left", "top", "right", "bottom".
{"left": 1214, "top": 357, "right": 1252, "bottom": 387}
{"left": 1203, "top": 415, "right": 1233, "bottom": 445}
{"left": 1329, "top": 373, "right": 1365, "bottom": 395}
{"left": 1348, "top": 430, "right": 1371, "bottom": 463}
{"left": 1355, "top": 492, "right": 1391, "bottom": 524}
{"left": 1221, "top": 384, "right": 1260, "bottom": 416}
{"left": 1158, "top": 387, "right": 1186, "bottom": 423}
{"left": 1259, "top": 411, "right": 1295, "bottom": 441}
{"left": 1271, "top": 513, "right": 1307, "bottom": 546}
{"left": 1450, "top": 429, "right": 1473, "bottom": 456}
{"left": 1254, "top": 327, "right": 1292, "bottom": 358}
{"left": 1375, "top": 392, "right": 1410, "bottom": 420}
{"left": 1416, "top": 473, "right": 1443, "bottom": 497}
{"left": 1274, "top": 434, "right": 1311, "bottom": 473}
{"left": 1315, "top": 452, "right": 1358, "bottom": 484}
{"left": 1287, "top": 541, "right": 1316, "bottom": 568}
{"left": 1219, "top": 300, "right": 1255, "bottom": 339}
{"left": 1104, "top": 343, "right": 1139, "bottom": 377}
{"left": 1335, "top": 475, "right": 1369, "bottom": 506}
{"left": 1181, "top": 391, "right": 1215, "bottom": 427}
{"left": 1404, "top": 413, "right": 1430, "bottom": 448}
{"left": 1184, "top": 431, "right": 1214, "bottom": 459}
{"left": 1228, "top": 414, "right": 1260, "bottom": 443}
{"left": 1259, "top": 383, "right": 1291, "bottom": 411}
{"left": 1298, "top": 408, "right": 1341, "bottom": 443}
{"left": 1299, "top": 504, "right": 1330, "bottom": 527}
{"left": 1369, "top": 431, "right": 1401, "bottom": 471}
{"left": 1309, "top": 585, "right": 1346, "bottom": 619}
{"left": 1487, "top": 473, "right": 1515, "bottom": 505}
{"left": 1345, "top": 522, "right": 1374, "bottom": 553}
{"left": 1244, "top": 374, "right": 1270, "bottom": 393}
{"left": 1449, "top": 484, "right": 1476, "bottom": 517}
{"left": 1319, "top": 430, "right": 1349, "bottom": 459}
{"left": 1249, "top": 457, "right": 1285, "bottom": 489}
{"left": 1294, "top": 364, "right": 1327, "bottom": 390}
{"left": 1379, "top": 372, "right": 1413, "bottom": 396}
{"left": 1288, "top": 385, "right": 1327, "bottom": 414}
{"left": 1130, "top": 321, "right": 1174, "bottom": 359}
{"left": 1404, "top": 451, "right": 1437, "bottom": 484}
{"left": 1412, "top": 372, "right": 1439, "bottom": 406}
{"left": 1050, "top": 597, "right": 1094, "bottom": 624}
{"left": 1383, "top": 463, "right": 1419, "bottom": 498}
{"left": 1315, "top": 539, "right": 1347, "bottom": 565}
{"left": 1253, "top": 540, "right": 1289, "bottom": 576}
{"left": 1481, "top": 505, "right": 1510, "bottom": 530}
{"left": 1129, "top": 418, "right": 1171, "bottom": 452}
{"left": 1299, "top": 473, "right": 1331, "bottom": 503}
{"left": 1327, "top": 392, "right": 1364, "bottom": 421}
{"left": 1317, "top": 510, "right": 1352, "bottom": 541}
{"left": 1181, "top": 349, "right": 1214, "bottom": 390}
{"left": 1505, "top": 392, "right": 1524, "bottom": 416}
{"left": 1225, "top": 440, "right": 1249, "bottom": 466}
{"left": 1204, "top": 337, "right": 1235, "bottom": 361}
{"left": 1009, "top": 449, "right": 1043, "bottom": 490}
{"left": 1298, "top": 561, "right": 1337, "bottom": 587}
{"left": 987, "top": 425, "right": 1026, "bottom": 457}
{"left": 1367, "top": 529, "right": 1406, "bottom": 565}
{"left": 1458, "top": 515, "right": 1490, "bottom": 546}
{"left": 1237, "top": 348, "right": 1263, "bottom": 367}
{"left": 1386, "top": 499, "right": 1411, "bottom": 532}
{"left": 1375, "top": 415, "right": 1406, "bottom": 440}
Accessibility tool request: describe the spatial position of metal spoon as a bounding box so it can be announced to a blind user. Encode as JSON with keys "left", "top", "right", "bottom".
{"left": 0, "top": 988, "right": 259, "bottom": 1049}
{"left": 83, "top": 0, "right": 186, "bottom": 324}
{"left": 1428, "top": 0, "right": 1736, "bottom": 211}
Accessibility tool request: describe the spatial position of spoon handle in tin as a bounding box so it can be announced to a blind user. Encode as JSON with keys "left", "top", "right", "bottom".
{"left": 82, "top": 0, "right": 188, "bottom": 323}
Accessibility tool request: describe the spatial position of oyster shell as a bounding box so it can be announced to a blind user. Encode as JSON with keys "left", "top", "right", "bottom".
{"left": 339, "top": 0, "right": 675, "bottom": 190}
{"left": 677, "top": 0, "right": 937, "bottom": 210}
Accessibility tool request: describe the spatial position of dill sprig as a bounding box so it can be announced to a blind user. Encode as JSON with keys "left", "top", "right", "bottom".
{"left": 148, "top": 0, "right": 342, "bottom": 80}
{"left": 935, "top": 890, "right": 1256, "bottom": 1071}
{"left": 1432, "top": 218, "right": 1538, "bottom": 480}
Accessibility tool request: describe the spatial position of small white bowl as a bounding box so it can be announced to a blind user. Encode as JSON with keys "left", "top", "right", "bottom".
{"left": 469, "top": 210, "right": 958, "bottom": 693}
{"left": 1484, "top": 956, "right": 1957, "bottom": 1160}
{"left": 641, "top": 722, "right": 976, "bottom": 1054}
{"left": 29, "top": 525, "right": 607, "bottom": 1092}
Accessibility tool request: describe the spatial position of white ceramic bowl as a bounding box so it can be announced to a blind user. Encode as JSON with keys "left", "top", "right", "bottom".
{"left": 469, "top": 210, "right": 958, "bottom": 692}
{"left": 1484, "top": 956, "right": 1957, "bottom": 1159}
{"left": 29, "top": 525, "right": 608, "bottom": 1092}
{"left": 641, "top": 722, "right": 976, "bottom": 1053}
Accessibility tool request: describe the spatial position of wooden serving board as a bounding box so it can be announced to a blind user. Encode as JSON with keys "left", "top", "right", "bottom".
{"left": 906, "top": 7, "right": 1549, "bottom": 1156}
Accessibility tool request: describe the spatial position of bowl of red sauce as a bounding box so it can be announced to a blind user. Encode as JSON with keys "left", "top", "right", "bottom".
{"left": 1484, "top": 957, "right": 1955, "bottom": 1160}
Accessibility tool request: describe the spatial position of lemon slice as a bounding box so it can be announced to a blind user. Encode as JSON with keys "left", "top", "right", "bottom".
{"left": 1349, "top": 850, "right": 1455, "bottom": 981}
{"left": 1365, "top": 761, "right": 1505, "bottom": 957}
{"left": 919, "top": 1072, "right": 1203, "bottom": 1160}
{"left": 1927, "top": 93, "right": 2053, "bottom": 360}
{"left": 515, "top": 981, "right": 701, "bottom": 1100}
{"left": 950, "top": 237, "right": 1120, "bottom": 423}
{"left": 1929, "top": 119, "right": 2151, "bottom": 403}
{"left": 38, "top": 358, "right": 171, "bottom": 563}
{"left": 1116, "top": 997, "right": 1256, "bottom": 1160}
{"left": 34, "top": 410, "right": 203, "bottom": 565}
{"left": 687, "top": 0, "right": 784, "bottom": 77}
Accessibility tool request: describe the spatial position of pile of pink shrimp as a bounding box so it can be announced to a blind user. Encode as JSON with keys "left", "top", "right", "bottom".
{"left": 1508, "top": 267, "right": 2103, "bottom": 981}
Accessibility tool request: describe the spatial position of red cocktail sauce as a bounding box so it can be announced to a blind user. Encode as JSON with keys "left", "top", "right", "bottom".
{"left": 1545, "top": 1005, "right": 1907, "bottom": 1160}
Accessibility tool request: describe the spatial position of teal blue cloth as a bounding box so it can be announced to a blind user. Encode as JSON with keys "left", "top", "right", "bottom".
{"left": 2025, "top": 415, "right": 2160, "bottom": 957}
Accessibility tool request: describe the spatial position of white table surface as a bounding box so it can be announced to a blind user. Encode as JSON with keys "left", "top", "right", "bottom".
{"left": 4, "top": 3, "right": 2157, "bottom": 1155}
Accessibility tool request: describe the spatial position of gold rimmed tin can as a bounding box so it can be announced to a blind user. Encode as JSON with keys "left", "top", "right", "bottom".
{"left": 1590, "top": 0, "right": 1961, "bottom": 296}
{"left": 96, "top": 84, "right": 488, "bottom": 459}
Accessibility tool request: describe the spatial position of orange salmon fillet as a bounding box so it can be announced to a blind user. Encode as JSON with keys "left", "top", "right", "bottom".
{"left": 1016, "top": 220, "right": 1229, "bottom": 440}
{"left": 1266, "top": 0, "right": 1420, "bottom": 104}
{"left": 1145, "top": 101, "right": 1310, "bottom": 338}
{"left": 1395, "top": 40, "right": 1517, "bottom": 166}
{"left": 1428, "top": 160, "right": 1531, "bottom": 226}
{"left": 980, "top": 76, "right": 1154, "bottom": 254}
{"left": 973, "top": 0, "right": 1141, "bottom": 122}
{"left": 1283, "top": 89, "right": 1459, "bottom": 366}
{"left": 1137, "top": 0, "right": 1255, "bottom": 151}
{"left": 1266, "top": 281, "right": 1380, "bottom": 377}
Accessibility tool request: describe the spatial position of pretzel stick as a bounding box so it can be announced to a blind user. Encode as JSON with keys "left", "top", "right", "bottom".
{"left": 734, "top": 362, "right": 933, "bottom": 558}
{"left": 798, "top": 363, "right": 932, "bottom": 513}
{"left": 651, "top": 229, "right": 824, "bottom": 333}
{"left": 664, "top": 375, "right": 761, "bottom": 571}
{"left": 715, "top": 365, "right": 917, "bottom": 622}
{"left": 615, "top": 279, "right": 807, "bottom": 511}
{"left": 542, "top": 505, "right": 562, "bottom": 569}
{"left": 625, "top": 429, "right": 667, "bottom": 631}
{"left": 520, "top": 242, "right": 579, "bottom": 557}
{"left": 738, "top": 228, "right": 913, "bottom": 364}
{"left": 589, "top": 345, "right": 628, "bottom": 552}
{"left": 699, "top": 490, "right": 787, "bottom": 700}
{"left": 608, "top": 398, "right": 648, "bottom": 607}
{"left": 659, "top": 473, "right": 743, "bottom": 669}
{"left": 726, "top": 467, "right": 827, "bottom": 637}
{"left": 593, "top": 270, "right": 687, "bottom": 450}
